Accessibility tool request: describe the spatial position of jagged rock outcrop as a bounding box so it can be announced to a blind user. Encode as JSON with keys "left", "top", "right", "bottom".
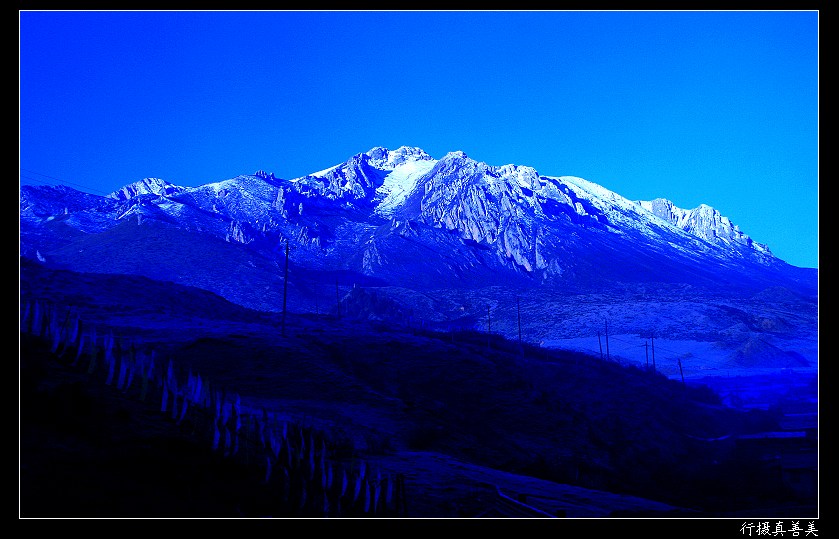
{"left": 108, "top": 177, "right": 184, "bottom": 202}
{"left": 20, "top": 146, "right": 813, "bottom": 317}
{"left": 639, "top": 198, "right": 771, "bottom": 256}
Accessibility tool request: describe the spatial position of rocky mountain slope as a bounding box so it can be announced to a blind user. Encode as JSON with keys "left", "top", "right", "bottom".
{"left": 19, "top": 146, "right": 818, "bottom": 373}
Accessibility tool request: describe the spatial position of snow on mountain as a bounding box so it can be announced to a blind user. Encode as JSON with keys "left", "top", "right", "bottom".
{"left": 108, "top": 177, "right": 184, "bottom": 202}
{"left": 20, "top": 146, "right": 786, "bottom": 280}
{"left": 76, "top": 148, "right": 771, "bottom": 270}
{"left": 36, "top": 157, "right": 820, "bottom": 296}
{"left": 289, "top": 152, "right": 388, "bottom": 202}
{"left": 19, "top": 146, "right": 818, "bottom": 374}
{"left": 308, "top": 164, "right": 341, "bottom": 178}
{"left": 366, "top": 146, "right": 435, "bottom": 168}
{"left": 186, "top": 174, "right": 281, "bottom": 221}
{"left": 20, "top": 184, "right": 108, "bottom": 220}
{"left": 381, "top": 150, "right": 773, "bottom": 275}
{"left": 555, "top": 175, "right": 660, "bottom": 232}
{"left": 21, "top": 147, "right": 786, "bottom": 276}
{"left": 370, "top": 147, "right": 438, "bottom": 217}
{"left": 638, "top": 198, "right": 771, "bottom": 256}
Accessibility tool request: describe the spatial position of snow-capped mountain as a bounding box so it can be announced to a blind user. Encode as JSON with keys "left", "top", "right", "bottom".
{"left": 19, "top": 146, "right": 818, "bottom": 371}
{"left": 638, "top": 198, "right": 770, "bottom": 255}
{"left": 260, "top": 146, "right": 788, "bottom": 281}
{"left": 108, "top": 177, "right": 185, "bottom": 202}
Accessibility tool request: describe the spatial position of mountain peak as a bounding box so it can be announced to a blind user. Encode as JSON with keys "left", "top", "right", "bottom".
{"left": 254, "top": 170, "right": 277, "bottom": 182}
{"left": 638, "top": 198, "right": 771, "bottom": 256}
{"left": 442, "top": 150, "right": 469, "bottom": 161}
{"left": 21, "top": 144, "right": 816, "bottom": 349}
{"left": 108, "top": 177, "right": 183, "bottom": 202}
{"left": 365, "top": 146, "right": 434, "bottom": 169}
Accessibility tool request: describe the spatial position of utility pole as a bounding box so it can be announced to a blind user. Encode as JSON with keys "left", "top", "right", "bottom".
{"left": 282, "top": 241, "right": 289, "bottom": 337}
{"left": 678, "top": 357, "right": 685, "bottom": 384}
{"left": 605, "top": 319, "right": 610, "bottom": 361}
{"left": 651, "top": 331, "right": 656, "bottom": 371}
{"left": 644, "top": 341, "right": 649, "bottom": 368}
{"left": 597, "top": 331, "right": 603, "bottom": 360}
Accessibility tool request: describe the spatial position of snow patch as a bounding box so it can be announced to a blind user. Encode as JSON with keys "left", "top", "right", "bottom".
{"left": 309, "top": 164, "right": 341, "bottom": 178}
{"left": 374, "top": 158, "right": 438, "bottom": 217}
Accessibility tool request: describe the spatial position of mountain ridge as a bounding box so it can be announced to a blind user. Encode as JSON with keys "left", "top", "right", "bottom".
{"left": 37, "top": 145, "right": 774, "bottom": 265}
{"left": 18, "top": 147, "right": 819, "bottom": 519}
{"left": 19, "top": 146, "right": 817, "bottom": 372}
{"left": 22, "top": 147, "right": 784, "bottom": 266}
{"left": 19, "top": 145, "right": 816, "bottom": 300}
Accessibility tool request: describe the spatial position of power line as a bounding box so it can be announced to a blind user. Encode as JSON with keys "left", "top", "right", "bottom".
{"left": 608, "top": 333, "right": 706, "bottom": 361}
{"left": 20, "top": 174, "right": 58, "bottom": 186}
{"left": 20, "top": 175, "right": 112, "bottom": 197}
{"left": 20, "top": 168, "right": 112, "bottom": 196}
{"left": 588, "top": 321, "right": 753, "bottom": 374}
{"left": 21, "top": 172, "right": 112, "bottom": 196}
{"left": 603, "top": 332, "right": 733, "bottom": 374}
{"left": 608, "top": 334, "right": 642, "bottom": 347}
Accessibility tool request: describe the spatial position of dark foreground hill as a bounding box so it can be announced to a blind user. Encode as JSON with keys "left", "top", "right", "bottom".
{"left": 19, "top": 259, "right": 817, "bottom": 519}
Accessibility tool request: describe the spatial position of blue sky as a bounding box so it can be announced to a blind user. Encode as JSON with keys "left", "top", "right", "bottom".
{"left": 19, "top": 10, "right": 819, "bottom": 269}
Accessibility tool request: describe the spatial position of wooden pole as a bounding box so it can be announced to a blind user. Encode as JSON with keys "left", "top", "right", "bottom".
{"left": 644, "top": 341, "right": 649, "bottom": 368}
{"left": 651, "top": 333, "right": 656, "bottom": 371}
{"left": 597, "top": 331, "right": 603, "bottom": 360}
{"left": 605, "top": 319, "right": 610, "bottom": 361}
{"left": 678, "top": 357, "right": 685, "bottom": 384}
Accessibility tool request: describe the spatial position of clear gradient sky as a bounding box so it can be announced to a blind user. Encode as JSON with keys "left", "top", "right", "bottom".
{"left": 19, "top": 10, "right": 819, "bottom": 269}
